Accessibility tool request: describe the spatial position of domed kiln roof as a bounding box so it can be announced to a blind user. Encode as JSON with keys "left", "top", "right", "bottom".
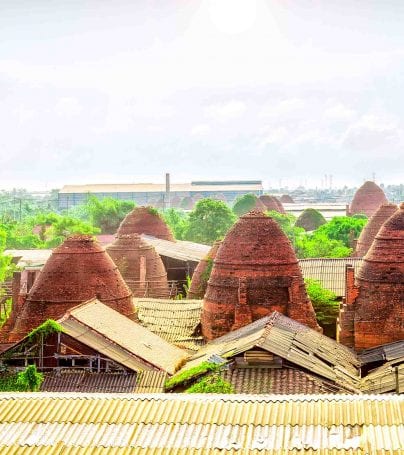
{"left": 259, "top": 195, "right": 286, "bottom": 214}
{"left": 349, "top": 181, "right": 388, "bottom": 217}
{"left": 6, "top": 235, "right": 133, "bottom": 342}
{"left": 356, "top": 202, "right": 404, "bottom": 284}
{"left": 117, "top": 206, "right": 174, "bottom": 241}
{"left": 354, "top": 203, "right": 398, "bottom": 257}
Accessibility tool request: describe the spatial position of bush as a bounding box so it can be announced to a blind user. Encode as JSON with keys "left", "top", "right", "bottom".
{"left": 305, "top": 278, "right": 339, "bottom": 327}
{"left": 186, "top": 374, "right": 234, "bottom": 394}
{"left": 17, "top": 365, "right": 43, "bottom": 392}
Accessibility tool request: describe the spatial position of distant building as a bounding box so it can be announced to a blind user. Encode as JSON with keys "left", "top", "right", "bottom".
{"left": 58, "top": 180, "right": 263, "bottom": 210}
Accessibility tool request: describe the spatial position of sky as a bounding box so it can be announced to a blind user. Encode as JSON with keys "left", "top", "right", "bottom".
{"left": 1, "top": 0, "right": 404, "bottom": 190}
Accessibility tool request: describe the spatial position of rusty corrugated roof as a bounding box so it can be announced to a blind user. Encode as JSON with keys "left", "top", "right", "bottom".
{"left": 0, "top": 393, "right": 402, "bottom": 453}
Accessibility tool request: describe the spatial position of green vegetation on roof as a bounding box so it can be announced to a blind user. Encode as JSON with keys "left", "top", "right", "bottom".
{"left": 165, "top": 361, "right": 220, "bottom": 390}
{"left": 186, "top": 374, "right": 234, "bottom": 394}
{"left": 28, "top": 319, "right": 63, "bottom": 343}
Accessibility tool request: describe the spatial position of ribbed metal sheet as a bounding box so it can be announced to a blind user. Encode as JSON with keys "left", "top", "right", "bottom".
{"left": 60, "top": 300, "right": 188, "bottom": 375}
{"left": 179, "top": 313, "right": 360, "bottom": 392}
{"left": 0, "top": 393, "right": 402, "bottom": 454}
{"left": 142, "top": 235, "right": 210, "bottom": 263}
{"left": 299, "top": 258, "right": 363, "bottom": 297}
{"left": 134, "top": 298, "right": 204, "bottom": 352}
{"left": 360, "top": 341, "right": 404, "bottom": 365}
{"left": 41, "top": 372, "right": 138, "bottom": 393}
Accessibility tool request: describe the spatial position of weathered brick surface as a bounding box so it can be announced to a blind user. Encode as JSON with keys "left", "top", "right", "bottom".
{"left": 188, "top": 241, "right": 221, "bottom": 299}
{"left": 201, "top": 211, "right": 320, "bottom": 340}
{"left": 280, "top": 194, "right": 294, "bottom": 203}
{"left": 353, "top": 203, "right": 404, "bottom": 350}
{"left": 106, "top": 234, "right": 169, "bottom": 298}
{"left": 259, "top": 195, "right": 286, "bottom": 214}
{"left": 354, "top": 203, "right": 397, "bottom": 257}
{"left": 4, "top": 235, "right": 133, "bottom": 343}
{"left": 117, "top": 206, "right": 174, "bottom": 241}
{"left": 349, "top": 181, "right": 388, "bottom": 217}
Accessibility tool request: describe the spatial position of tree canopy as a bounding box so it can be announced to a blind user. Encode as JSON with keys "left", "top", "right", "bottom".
{"left": 315, "top": 216, "right": 367, "bottom": 248}
{"left": 184, "top": 199, "right": 236, "bottom": 245}
{"left": 232, "top": 193, "right": 263, "bottom": 217}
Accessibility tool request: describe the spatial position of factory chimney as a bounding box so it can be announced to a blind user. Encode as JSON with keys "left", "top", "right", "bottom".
{"left": 165, "top": 172, "right": 171, "bottom": 210}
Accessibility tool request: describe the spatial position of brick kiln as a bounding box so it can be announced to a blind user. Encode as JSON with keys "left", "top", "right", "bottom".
{"left": 106, "top": 234, "right": 169, "bottom": 298}
{"left": 3, "top": 235, "right": 134, "bottom": 343}
{"left": 339, "top": 203, "right": 404, "bottom": 350}
{"left": 117, "top": 206, "right": 174, "bottom": 241}
{"left": 188, "top": 241, "right": 221, "bottom": 299}
{"left": 201, "top": 210, "right": 320, "bottom": 340}
{"left": 354, "top": 203, "right": 398, "bottom": 257}
{"left": 259, "top": 195, "right": 286, "bottom": 214}
{"left": 349, "top": 181, "right": 388, "bottom": 217}
{"left": 280, "top": 194, "right": 294, "bottom": 203}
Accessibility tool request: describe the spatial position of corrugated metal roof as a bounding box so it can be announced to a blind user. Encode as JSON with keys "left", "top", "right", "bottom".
{"left": 134, "top": 298, "right": 204, "bottom": 352}
{"left": 0, "top": 393, "right": 402, "bottom": 453}
{"left": 360, "top": 341, "right": 404, "bottom": 365}
{"left": 59, "top": 182, "right": 263, "bottom": 194}
{"left": 299, "top": 258, "right": 363, "bottom": 297}
{"left": 59, "top": 299, "right": 189, "bottom": 374}
{"left": 41, "top": 371, "right": 138, "bottom": 393}
{"left": 361, "top": 358, "right": 404, "bottom": 394}
{"left": 142, "top": 235, "right": 210, "bottom": 263}
{"left": 180, "top": 312, "right": 360, "bottom": 392}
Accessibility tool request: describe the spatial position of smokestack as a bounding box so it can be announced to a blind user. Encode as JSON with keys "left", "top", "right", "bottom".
{"left": 165, "top": 173, "right": 171, "bottom": 210}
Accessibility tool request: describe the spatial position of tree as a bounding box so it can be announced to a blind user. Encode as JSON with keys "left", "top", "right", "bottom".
{"left": 295, "top": 208, "right": 326, "bottom": 231}
{"left": 296, "top": 232, "right": 352, "bottom": 258}
{"left": 232, "top": 193, "right": 263, "bottom": 216}
{"left": 16, "top": 365, "right": 43, "bottom": 392}
{"left": 162, "top": 208, "right": 189, "bottom": 240}
{"left": 85, "top": 196, "right": 135, "bottom": 234}
{"left": 305, "top": 278, "right": 339, "bottom": 335}
{"left": 184, "top": 199, "right": 236, "bottom": 245}
{"left": 315, "top": 216, "right": 367, "bottom": 248}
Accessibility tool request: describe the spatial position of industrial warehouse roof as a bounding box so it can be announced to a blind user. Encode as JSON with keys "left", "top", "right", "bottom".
{"left": 299, "top": 258, "right": 364, "bottom": 297}
{"left": 60, "top": 181, "right": 263, "bottom": 194}
{"left": 134, "top": 298, "right": 204, "bottom": 352}
{"left": 58, "top": 299, "right": 188, "bottom": 375}
{"left": 142, "top": 235, "right": 210, "bottom": 262}
{"left": 181, "top": 312, "right": 361, "bottom": 392}
{"left": 0, "top": 393, "right": 402, "bottom": 453}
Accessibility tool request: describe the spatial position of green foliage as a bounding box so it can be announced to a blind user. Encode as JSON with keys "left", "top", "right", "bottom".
{"left": 296, "top": 232, "right": 352, "bottom": 258}
{"left": 162, "top": 208, "right": 189, "bottom": 240}
{"left": 186, "top": 373, "right": 234, "bottom": 394}
{"left": 0, "top": 227, "right": 12, "bottom": 282}
{"left": 295, "top": 208, "right": 327, "bottom": 231}
{"left": 16, "top": 365, "right": 43, "bottom": 392}
{"left": 0, "top": 299, "right": 12, "bottom": 329}
{"left": 84, "top": 196, "right": 135, "bottom": 234}
{"left": 305, "top": 278, "right": 339, "bottom": 326}
{"left": 266, "top": 211, "right": 303, "bottom": 247}
{"left": 315, "top": 216, "right": 367, "bottom": 248}
{"left": 232, "top": 193, "right": 260, "bottom": 216}
{"left": 183, "top": 274, "right": 192, "bottom": 296}
{"left": 0, "top": 373, "right": 27, "bottom": 391}
{"left": 200, "top": 257, "right": 214, "bottom": 288}
{"left": 165, "top": 361, "right": 219, "bottom": 390}
{"left": 184, "top": 199, "right": 236, "bottom": 245}
{"left": 28, "top": 319, "right": 63, "bottom": 343}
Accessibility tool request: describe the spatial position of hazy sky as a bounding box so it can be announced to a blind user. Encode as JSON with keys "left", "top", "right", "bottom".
{"left": 1, "top": 0, "right": 404, "bottom": 189}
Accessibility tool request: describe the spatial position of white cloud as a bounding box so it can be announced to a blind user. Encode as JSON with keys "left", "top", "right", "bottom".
{"left": 324, "top": 103, "right": 356, "bottom": 121}
{"left": 190, "top": 123, "right": 211, "bottom": 136}
{"left": 205, "top": 100, "right": 246, "bottom": 121}
{"left": 341, "top": 114, "right": 402, "bottom": 152}
{"left": 55, "top": 97, "right": 82, "bottom": 117}
{"left": 260, "top": 98, "right": 306, "bottom": 120}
